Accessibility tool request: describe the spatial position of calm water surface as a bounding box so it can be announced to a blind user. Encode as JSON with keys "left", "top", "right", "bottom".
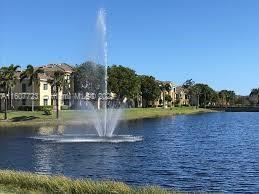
{"left": 0, "top": 112, "right": 259, "bottom": 193}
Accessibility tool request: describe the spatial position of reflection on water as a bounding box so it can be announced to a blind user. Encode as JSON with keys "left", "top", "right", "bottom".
{"left": 31, "top": 134, "right": 143, "bottom": 143}
{"left": 38, "top": 125, "right": 65, "bottom": 135}
{"left": 33, "top": 144, "right": 54, "bottom": 175}
{"left": 0, "top": 112, "right": 259, "bottom": 193}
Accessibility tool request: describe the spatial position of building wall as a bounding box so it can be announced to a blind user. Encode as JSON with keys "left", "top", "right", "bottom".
{"left": 39, "top": 80, "right": 52, "bottom": 106}
{"left": 1, "top": 64, "right": 75, "bottom": 111}
{"left": 154, "top": 85, "right": 178, "bottom": 107}
{"left": 175, "top": 91, "right": 189, "bottom": 106}
{"left": 13, "top": 79, "right": 34, "bottom": 108}
{"left": 11, "top": 79, "right": 52, "bottom": 109}
{"left": 153, "top": 86, "right": 190, "bottom": 107}
{"left": 0, "top": 96, "right": 4, "bottom": 111}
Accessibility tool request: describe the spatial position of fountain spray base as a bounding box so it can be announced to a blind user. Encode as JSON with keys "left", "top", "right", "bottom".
{"left": 31, "top": 134, "right": 143, "bottom": 143}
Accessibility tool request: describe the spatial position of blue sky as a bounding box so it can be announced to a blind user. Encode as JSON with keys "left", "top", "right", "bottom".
{"left": 1, "top": 0, "right": 259, "bottom": 95}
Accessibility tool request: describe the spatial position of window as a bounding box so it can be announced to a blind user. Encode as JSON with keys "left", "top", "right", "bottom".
{"left": 22, "top": 99, "right": 26, "bottom": 106}
{"left": 43, "top": 84, "right": 48, "bottom": 90}
{"left": 43, "top": 99, "right": 48, "bottom": 106}
{"left": 22, "top": 83, "right": 26, "bottom": 92}
{"left": 64, "top": 99, "right": 69, "bottom": 106}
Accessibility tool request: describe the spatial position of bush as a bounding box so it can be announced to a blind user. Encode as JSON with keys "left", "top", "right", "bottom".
{"left": 165, "top": 94, "right": 172, "bottom": 102}
{"left": 17, "top": 106, "right": 32, "bottom": 111}
{"left": 61, "top": 105, "right": 69, "bottom": 110}
{"left": 17, "top": 106, "right": 53, "bottom": 111}
{"left": 42, "top": 106, "right": 52, "bottom": 115}
{"left": 167, "top": 102, "right": 172, "bottom": 108}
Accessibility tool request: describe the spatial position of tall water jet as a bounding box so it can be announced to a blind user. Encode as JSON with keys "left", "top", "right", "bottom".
{"left": 92, "top": 8, "right": 121, "bottom": 137}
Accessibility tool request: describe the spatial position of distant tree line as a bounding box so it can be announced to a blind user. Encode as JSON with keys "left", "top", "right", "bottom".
{"left": 74, "top": 62, "right": 244, "bottom": 108}
{"left": 182, "top": 79, "right": 236, "bottom": 107}
{"left": 74, "top": 62, "right": 162, "bottom": 107}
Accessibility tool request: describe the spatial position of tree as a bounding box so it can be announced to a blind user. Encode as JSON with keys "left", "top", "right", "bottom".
{"left": 48, "top": 70, "right": 68, "bottom": 119}
{"left": 250, "top": 88, "right": 259, "bottom": 96}
{"left": 182, "top": 79, "right": 195, "bottom": 89}
{"left": 20, "top": 65, "right": 44, "bottom": 111}
{"left": 249, "top": 88, "right": 259, "bottom": 105}
{"left": 227, "top": 91, "right": 236, "bottom": 106}
{"left": 165, "top": 94, "right": 172, "bottom": 106}
{"left": 210, "top": 90, "right": 219, "bottom": 106}
{"left": 108, "top": 65, "right": 140, "bottom": 102}
{"left": 0, "top": 70, "right": 5, "bottom": 114}
{"left": 189, "top": 83, "right": 216, "bottom": 108}
{"left": 74, "top": 61, "right": 105, "bottom": 99}
{"left": 0, "top": 65, "right": 20, "bottom": 119}
{"left": 218, "top": 90, "right": 236, "bottom": 107}
{"left": 189, "top": 84, "right": 202, "bottom": 107}
{"left": 139, "top": 75, "right": 160, "bottom": 107}
{"left": 159, "top": 82, "right": 171, "bottom": 108}
{"left": 7, "top": 65, "right": 21, "bottom": 109}
{"left": 182, "top": 79, "right": 195, "bottom": 103}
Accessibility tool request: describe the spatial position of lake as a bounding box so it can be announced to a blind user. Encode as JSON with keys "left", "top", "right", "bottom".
{"left": 0, "top": 112, "right": 258, "bottom": 193}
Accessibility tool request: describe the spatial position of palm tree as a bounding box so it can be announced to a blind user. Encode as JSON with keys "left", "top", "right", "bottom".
{"left": 7, "top": 65, "right": 21, "bottom": 109}
{"left": 48, "top": 70, "right": 68, "bottom": 119}
{"left": 0, "top": 69, "right": 5, "bottom": 115}
{"left": 189, "top": 84, "right": 202, "bottom": 108}
{"left": 0, "top": 65, "right": 20, "bottom": 120}
{"left": 20, "top": 65, "right": 43, "bottom": 111}
{"left": 249, "top": 88, "right": 259, "bottom": 105}
{"left": 250, "top": 88, "right": 259, "bottom": 96}
{"left": 159, "top": 82, "right": 171, "bottom": 108}
{"left": 182, "top": 79, "right": 195, "bottom": 104}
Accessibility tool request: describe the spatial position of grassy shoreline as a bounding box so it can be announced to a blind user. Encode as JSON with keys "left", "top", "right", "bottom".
{"left": 0, "top": 170, "right": 180, "bottom": 194}
{"left": 0, "top": 107, "right": 215, "bottom": 127}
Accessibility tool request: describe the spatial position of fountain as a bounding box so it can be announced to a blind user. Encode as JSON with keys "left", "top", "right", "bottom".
{"left": 92, "top": 8, "right": 121, "bottom": 137}
{"left": 31, "top": 8, "right": 142, "bottom": 143}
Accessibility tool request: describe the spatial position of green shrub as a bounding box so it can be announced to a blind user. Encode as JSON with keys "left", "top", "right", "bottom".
{"left": 17, "top": 106, "right": 53, "bottom": 111}
{"left": 18, "top": 106, "right": 32, "bottom": 111}
{"left": 37, "top": 106, "right": 52, "bottom": 111}
{"left": 42, "top": 106, "right": 52, "bottom": 115}
{"left": 61, "top": 105, "right": 69, "bottom": 110}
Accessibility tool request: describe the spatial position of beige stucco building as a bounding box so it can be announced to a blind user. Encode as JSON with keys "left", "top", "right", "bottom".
{"left": 0, "top": 63, "right": 74, "bottom": 111}
{"left": 175, "top": 86, "right": 189, "bottom": 106}
{"left": 153, "top": 81, "right": 189, "bottom": 107}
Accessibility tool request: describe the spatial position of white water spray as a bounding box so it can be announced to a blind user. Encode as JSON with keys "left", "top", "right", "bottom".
{"left": 93, "top": 8, "right": 121, "bottom": 137}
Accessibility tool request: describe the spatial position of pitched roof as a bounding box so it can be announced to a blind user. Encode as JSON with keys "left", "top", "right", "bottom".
{"left": 40, "top": 63, "right": 74, "bottom": 73}
{"left": 38, "top": 73, "right": 52, "bottom": 80}
{"left": 157, "top": 80, "right": 177, "bottom": 87}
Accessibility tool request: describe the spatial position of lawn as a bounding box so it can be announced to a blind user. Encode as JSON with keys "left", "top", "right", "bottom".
{"left": 123, "top": 107, "right": 212, "bottom": 120}
{"left": 0, "top": 170, "right": 181, "bottom": 194}
{"left": 0, "top": 107, "right": 214, "bottom": 127}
